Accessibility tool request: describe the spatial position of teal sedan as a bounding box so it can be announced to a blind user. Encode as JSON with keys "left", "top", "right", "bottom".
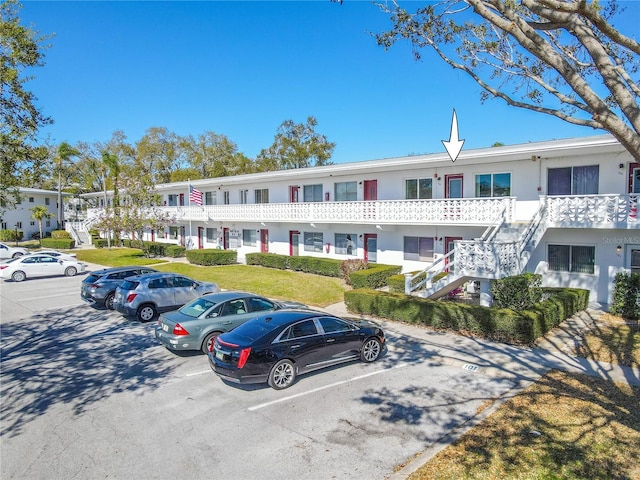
{"left": 154, "top": 291, "right": 307, "bottom": 354}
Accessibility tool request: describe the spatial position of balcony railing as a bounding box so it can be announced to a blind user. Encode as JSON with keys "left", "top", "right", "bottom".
{"left": 141, "top": 197, "right": 516, "bottom": 225}
{"left": 546, "top": 194, "right": 639, "bottom": 228}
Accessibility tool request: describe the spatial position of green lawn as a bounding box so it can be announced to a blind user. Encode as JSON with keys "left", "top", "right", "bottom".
{"left": 74, "top": 248, "right": 346, "bottom": 307}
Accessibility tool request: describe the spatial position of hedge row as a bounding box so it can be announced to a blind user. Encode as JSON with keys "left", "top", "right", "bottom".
{"left": 245, "top": 252, "right": 400, "bottom": 287}
{"left": 186, "top": 249, "right": 237, "bottom": 266}
{"left": 0, "top": 229, "right": 23, "bottom": 242}
{"left": 344, "top": 287, "right": 589, "bottom": 345}
{"left": 41, "top": 238, "right": 75, "bottom": 249}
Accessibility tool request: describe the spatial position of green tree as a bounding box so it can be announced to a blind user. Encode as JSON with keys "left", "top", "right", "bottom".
{"left": 374, "top": 0, "right": 640, "bottom": 161}
{"left": 100, "top": 150, "right": 120, "bottom": 248}
{"left": 256, "top": 116, "right": 335, "bottom": 171}
{"left": 0, "top": 0, "right": 53, "bottom": 212}
{"left": 135, "top": 127, "right": 184, "bottom": 184}
{"left": 29, "top": 204, "right": 52, "bottom": 245}
{"left": 55, "top": 141, "right": 80, "bottom": 228}
{"left": 180, "top": 131, "right": 255, "bottom": 179}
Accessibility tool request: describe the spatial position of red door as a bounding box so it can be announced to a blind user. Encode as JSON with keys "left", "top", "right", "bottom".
{"left": 222, "top": 228, "right": 229, "bottom": 249}
{"left": 260, "top": 229, "right": 269, "bottom": 253}
{"left": 289, "top": 230, "right": 300, "bottom": 256}
{"left": 363, "top": 180, "right": 377, "bottom": 201}
{"left": 445, "top": 174, "right": 463, "bottom": 198}
{"left": 363, "top": 234, "right": 377, "bottom": 263}
{"left": 151, "top": 230, "right": 155, "bottom": 242}
{"left": 290, "top": 186, "right": 299, "bottom": 203}
{"left": 197, "top": 227, "right": 204, "bottom": 249}
{"left": 179, "top": 193, "right": 185, "bottom": 206}
{"left": 444, "top": 236, "right": 462, "bottom": 272}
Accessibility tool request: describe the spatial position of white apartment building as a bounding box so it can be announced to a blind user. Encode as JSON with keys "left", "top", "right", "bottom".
{"left": 1, "top": 188, "right": 65, "bottom": 240}
{"left": 84, "top": 134, "right": 640, "bottom": 306}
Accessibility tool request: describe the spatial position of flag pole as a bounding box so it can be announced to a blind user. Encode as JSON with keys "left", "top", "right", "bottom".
{"left": 188, "top": 180, "right": 192, "bottom": 250}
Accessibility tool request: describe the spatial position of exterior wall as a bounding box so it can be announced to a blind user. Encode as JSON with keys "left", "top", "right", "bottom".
{"left": 1, "top": 189, "right": 61, "bottom": 240}
{"left": 85, "top": 135, "right": 638, "bottom": 306}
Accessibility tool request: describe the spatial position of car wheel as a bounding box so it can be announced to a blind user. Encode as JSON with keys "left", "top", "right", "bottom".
{"left": 360, "top": 337, "right": 382, "bottom": 362}
{"left": 104, "top": 293, "right": 115, "bottom": 310}
{"left": 11, "top": 270, "right": 26, "bottom": 282}
{"left": 64, "top": 266, "right": 77, "bottom": 277}
{"left": 202, "top": 331, "right": 221, "bottom": 354}
{"left": 268, "top": 359, "right": 296, "bottom": 390}
{"left": 137, "top": 304, "right": 157, "bottom": 322}
{"left": 12, "top": 252, "right": 23, "bottom": 258}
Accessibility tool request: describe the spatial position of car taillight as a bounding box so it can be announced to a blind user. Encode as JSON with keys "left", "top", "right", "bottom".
{"left": 217, "top": 338, "right": 239, "bottom": 348}
{"left": 172, "top": 323, "right": 189, "bottom": 336}
{"left": 126, "top": 293, "right": 137, "bottom": 303}
{"left": 237, "top": 348, "right": 251, "bottom": 369}
{"left": 88, "top": 284, "right": 99, "bottom": 290}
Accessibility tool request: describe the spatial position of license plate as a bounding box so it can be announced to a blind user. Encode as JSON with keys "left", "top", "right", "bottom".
{"left": 162, "top": 324, "right": 169, "bottom": 332}
{"left": 215, "top": 350, "right": 225, "bottom": 360}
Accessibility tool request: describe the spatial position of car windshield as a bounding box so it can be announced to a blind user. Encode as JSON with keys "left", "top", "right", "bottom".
{"left": 120, "top": 280, "right": 139, "bottom": 290}
{"left": 178, "top": 298, "right": 217, "bottom": 318}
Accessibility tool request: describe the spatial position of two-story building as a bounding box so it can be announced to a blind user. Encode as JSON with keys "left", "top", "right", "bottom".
{"left": 1, "top": 188, "right": 67, "bottom": 240}
{"left": 84, "top": 134, "right": 640, "bottom": 306}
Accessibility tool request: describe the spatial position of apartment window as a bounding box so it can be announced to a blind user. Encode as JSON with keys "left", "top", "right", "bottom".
{"left": 29, "top": 197, "right": 34, "bottom": 203}
{"left": 223, "top": 191, "right": 230, "bottom": 205}
{"left": 303, "top": 184, "right": 323, "bottom": 202}
{"left": 548, "top": 244, "right": 595, "bottom": 274}
{"left": 240, "top": 190, "right": 249, "bottom": 204}
{"left": 206, "top": 228, "right": 218, "bottom": 242}
{"left": 45, "top": 197, "right": 50, "bottom": 205}
{"left": 205, "top": 191, "right": 216, "bottom": 205}
{"left": 475, "top": 173, "right": 511, "bottom": 197}
{"left": 335, "top": 181, "right": 357, "bottom": 201}
{"left": 255, "top": 189, "right": 269, "bottom": 204}
{"left": 405, "top": 178, "right": 432, "bottom": 199}
{"left": 404, "top": 236, "right": 434, "bottom": 262}
{"left": 548, "top": 166, "right": 599, "bottom": 195}
{"left": 335, "top": 233, "right": 356, "bottom": 255}
{"left": 169, "top": 226, "right": 179, "bottom": 240}
{"left": 15, "top": 222, "right": 22, "bottom": 228}
{"left": 304, "top": 232, "right": 324, "bottom": 252}
{"left": 46, "top": 220, "right": 51, "bottom": 228}
{"left": 243, "top": 229, "right": 257, "bottom": 246}
{"left": 30, "top": 221, "right": 35, "bottom": 226}
{"left": 1, "top": 222, "right": 6, "bottom": 230}
{"left": 167, "top": 195, "right": 178, "bottom": 206}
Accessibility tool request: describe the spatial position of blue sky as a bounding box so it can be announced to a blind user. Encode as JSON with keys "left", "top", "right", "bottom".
{"left": 20, "top": 1, "right": 639, "bottom": 164}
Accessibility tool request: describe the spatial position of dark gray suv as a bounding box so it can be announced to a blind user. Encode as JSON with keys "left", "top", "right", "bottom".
{"left": 81, "top": 266, "right": 158, "bottom": 309}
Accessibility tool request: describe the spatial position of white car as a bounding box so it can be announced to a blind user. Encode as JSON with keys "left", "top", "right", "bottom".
{"left": 36, "top": 250, "right": 78, "bottom": 262}
{"left": 0, "top": 242, "right": 29, "bottom": 259}
{"left": 0, "top": 253, "right": 86, "bottom": 282}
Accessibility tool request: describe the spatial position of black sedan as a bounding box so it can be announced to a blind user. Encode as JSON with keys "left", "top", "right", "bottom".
{"left": 208, "top": 310, "right": 385, "bottom": 389}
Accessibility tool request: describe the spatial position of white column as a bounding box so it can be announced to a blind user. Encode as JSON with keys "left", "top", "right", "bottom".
{"left": 479, "top": 280, "right": 492, "bottom": 307}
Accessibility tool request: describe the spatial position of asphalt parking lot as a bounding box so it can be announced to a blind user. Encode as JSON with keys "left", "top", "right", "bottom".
{"left": 0, "top": 271, "right": 522, "bottom": 480}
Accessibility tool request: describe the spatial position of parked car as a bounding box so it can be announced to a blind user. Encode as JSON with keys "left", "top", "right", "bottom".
{"left": 81, "top": 266, "right": 159, "bottom": 310}
{"left": 114, "top": 272, "right": 220, "bottom": 322}
{"left": 0, "top": 253, "right": 86, "bottom": 282}
{"left": 209, "top": 310, "right": 386, "bottom": 389}
{"left": 36, "top": 250, "right": 78, "bottom": 261}
{"left": 155, "top": 291, "right": 307, "bottom": 354}
{"left": 0, "top": 242, "right": 28, "bottom": 259}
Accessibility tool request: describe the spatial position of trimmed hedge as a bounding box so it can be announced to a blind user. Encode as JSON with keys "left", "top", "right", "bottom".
{"left": 93, "top": 238, "right": 108, "bottom": 248}
{"left": 164, "top": 245, "right": 186, "bottom": 258}
{"left": 349, "top": 264, "right": 401, "bottom": 289}
{"left": 186, "top": 249, "right": 237, "bottom": 266}
{"left": 41, "top": 238, "right": 75, "bottom": 249}
{"left": 344, "top": 287, "right": 589, "bottom": 345}
{"left": 246, "top": 253, "right": 343, "bottom": 277}
{"left": 51, "top": 230, "right": 71, "bottom": 239}
{"left": 491, "top": 272, "right": 543, "bottom": 310}
{"left": 0, "top": 229, "right": 23, "bottom": 242}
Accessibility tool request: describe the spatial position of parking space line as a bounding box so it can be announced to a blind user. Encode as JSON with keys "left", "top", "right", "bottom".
{"left": 15, "top": 293, "right": 80, "bottom": 301}
{"left": 248, "top": 362, "right": 411, "bottom": 412}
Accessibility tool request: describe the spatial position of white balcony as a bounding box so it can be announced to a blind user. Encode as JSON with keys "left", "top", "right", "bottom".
{"left": 152, "top": 197, "right": 516, "bottom": 226}
{"left": 545, "top": 194, "right": 640, "bottom": 228}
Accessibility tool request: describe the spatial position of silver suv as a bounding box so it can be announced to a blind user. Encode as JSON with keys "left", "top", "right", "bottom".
{"left": 81, "top": 266, "right": 159, "bottom": 309}
{"left": 113, "top": 272, "right": 220, "bottom": 321}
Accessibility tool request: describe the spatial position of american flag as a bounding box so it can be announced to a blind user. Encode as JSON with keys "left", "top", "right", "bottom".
{"left": 189, "top": 185, "right": 203, "bottom": 206}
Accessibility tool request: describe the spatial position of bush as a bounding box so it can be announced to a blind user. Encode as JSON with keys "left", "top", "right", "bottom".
{"left": 93, "top": 238, "right": 109, "bottom": 248}
{"left": 186, "top": 249, "right": 237, "bottom": 266}
{"left": 341, "top": 259, "right": 368, "bottom": 285}
{"left": 165, "top": 245, "right": 186, "bottom": 258}
{"left": 349, "top": 264, "right": 402, "bottom": 289}
{"left": 0, "top": 229, "right": 23, "bottom": 242}
{"left": 245, "top": 253, "right": 343, "bottom": 277}
{"left": 51, "top": 230, "right": 71, "bottom": 239}
{"left": 41, "top": 238, "right": 75, "bottom": 249}
{"left": 610, "top": 272, "right": 640, "bottom": 320}
{"left": 490, "top": 272, "right": 543, "bottom": 310}
{"left": 344, "top": 287, "right": 589, "bottom": 345}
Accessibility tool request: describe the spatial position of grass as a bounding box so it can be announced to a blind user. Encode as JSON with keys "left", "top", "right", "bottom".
{"left": 408, "top": 370, "right": 640, "bottom": 480}
{"left": 73, "top": 248, "right": 346, "bottom": 307}
{"left": 407, "top": 313, "right": 640, "bottom": 480}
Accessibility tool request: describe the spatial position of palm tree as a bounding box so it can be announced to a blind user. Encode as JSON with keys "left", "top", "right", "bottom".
{"left": 101, "top": 151, "right": 120, "bottom": 248}
{"left": 56, "top": 142, "right": 80, "bottom": 228}
{"left": 30, "top": 205, "right": 53, "bottom": 246}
